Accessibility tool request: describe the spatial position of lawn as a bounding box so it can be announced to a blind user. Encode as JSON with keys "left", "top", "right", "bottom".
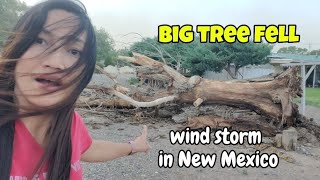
{"left": 305, "top": 88, "right": 320, "bottom": 108}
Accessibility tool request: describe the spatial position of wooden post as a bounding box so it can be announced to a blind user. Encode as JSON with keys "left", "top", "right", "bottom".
{"left": 301, "top": 64, "right": 306, "bottom": 115}
{"left": 281, "top": 62, "right": 320, "bottom": 115}
{"left": 313, "top": 65, "right": 317, "bottom": 88}
{"left": 306, "top": 65, "right": 316, "bottom": 79}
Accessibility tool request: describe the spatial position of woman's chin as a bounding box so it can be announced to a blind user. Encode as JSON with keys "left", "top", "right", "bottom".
{"left": 26, "top": 96, "right": 64, "bottom": 109}
{"left": 15, "top": 84, "right": 72, "bottom": 109}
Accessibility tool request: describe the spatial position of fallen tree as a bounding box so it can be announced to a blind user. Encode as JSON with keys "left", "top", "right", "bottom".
{"left": 78, "top": 53, "right": 304, "bottom": 136}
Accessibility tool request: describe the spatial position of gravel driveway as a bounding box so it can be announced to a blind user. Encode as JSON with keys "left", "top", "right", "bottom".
{"left": 82, "top": 73, "right": 320, "bottom": 180}
{"left": 80, "top": 108, "right": 320, "bottom": 180}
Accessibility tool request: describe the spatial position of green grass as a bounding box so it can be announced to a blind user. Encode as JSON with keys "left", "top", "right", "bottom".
{"left": 305, "top": 88, "right": 320, "bottom": 108}
{"left": 293, "top": 88, "right": 320, "bottom": 108}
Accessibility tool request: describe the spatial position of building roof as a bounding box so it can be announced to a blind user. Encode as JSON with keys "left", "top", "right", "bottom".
{"left": 268, "top": 53, "right": 320, "bottom": 62}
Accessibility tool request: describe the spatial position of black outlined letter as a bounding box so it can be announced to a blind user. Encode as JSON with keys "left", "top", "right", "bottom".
{"left": 158, "top": 150, "right": 174, "bottom": 168}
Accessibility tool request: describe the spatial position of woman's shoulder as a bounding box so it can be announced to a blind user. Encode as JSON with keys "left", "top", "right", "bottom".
{"left": 72, "top": 111, "right": 85, "bottom": 126}
{"left": 71, "top": 111, "right": 92, "bottom": 154}
{"left": 73, "top": 111, "right": 82, "bottom": 120}
{"left": 71, "top": 111, "right": 88, "bottom": 136}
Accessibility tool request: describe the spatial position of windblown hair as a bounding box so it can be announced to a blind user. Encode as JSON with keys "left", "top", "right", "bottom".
{"left": 0, "top": 0, "right": 96, "bottom": 179}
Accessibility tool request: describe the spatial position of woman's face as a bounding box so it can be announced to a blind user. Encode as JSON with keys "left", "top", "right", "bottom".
{"left": 14, "top": 9, "right": 86, "bottom": 108}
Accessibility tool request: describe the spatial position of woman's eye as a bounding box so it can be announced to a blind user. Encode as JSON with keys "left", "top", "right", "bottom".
{"left": 35, "top": 38, "right": 46, "bottom": 45}
{"left": 68, "top": 49, "right": 81, "bottom": 57}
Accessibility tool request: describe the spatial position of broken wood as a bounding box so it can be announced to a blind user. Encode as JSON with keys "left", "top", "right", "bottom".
{"left": 78, "top": 52, "right": 303, "bottom": 136}
{"left": 117, "top": 53, "right": 301, "bottom": 128}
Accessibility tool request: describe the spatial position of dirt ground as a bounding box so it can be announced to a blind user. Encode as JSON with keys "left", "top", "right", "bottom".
{"left": 80, "top": 106, "right": 320, "bottom": 180}
{"left": 304, "top": 105, "right": 320, "bottom": 125}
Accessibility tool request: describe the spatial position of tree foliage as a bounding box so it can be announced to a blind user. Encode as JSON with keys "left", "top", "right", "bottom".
{"left": 276, "top": 45, "right": 320, "bottom": 56}
{"left": 204, "top": 42, "right": 272, "bottom": 78}
{"left": 95, "top": 27, "right": 117, "bottom": 67}
{"left": 0, "top": 0, "right": 28, "bottom": 46}
{"left": 277, "top": 46, "right": 308, "bottom": 54}
{"left": 308, "top": 49, "right": 320, "bottom": 55}
{"left": 129, "top": 37, "right": 272, "bottom": 77}
{"left": 130, "top": 37, "right": 189, "bottom": 71}
{"left": 182, "top": 41, "right": 225, "bottom": 75}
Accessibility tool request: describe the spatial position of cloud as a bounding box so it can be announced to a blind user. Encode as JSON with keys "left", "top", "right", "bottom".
{"left": 22, "top": 0, "right": 320, "bottom": 50}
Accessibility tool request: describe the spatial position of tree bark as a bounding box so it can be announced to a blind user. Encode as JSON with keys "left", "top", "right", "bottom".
{"left": 117, "top": 53, "right": 301, "bottom": 128}
{"left": 79, "top": 53, "right": 301, "bottom": 131}
{"left": 224, "top": 63, "right": 237, "bottom": 79}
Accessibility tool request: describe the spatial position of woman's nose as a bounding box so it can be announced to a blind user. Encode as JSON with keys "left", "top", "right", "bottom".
{"left": 41, "top": 49, "right": 67, "bottom": 70}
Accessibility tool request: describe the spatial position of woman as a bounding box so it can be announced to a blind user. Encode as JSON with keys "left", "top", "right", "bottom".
{"left": 0, "top": 0, "right": 150, "bottom": 179}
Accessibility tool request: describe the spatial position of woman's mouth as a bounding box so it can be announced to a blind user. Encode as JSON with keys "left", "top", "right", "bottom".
{"left": 35, "top": 77, "right": 62, "bottom": 91}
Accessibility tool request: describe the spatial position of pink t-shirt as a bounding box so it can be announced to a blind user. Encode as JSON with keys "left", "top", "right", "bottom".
{"left": 10, "top": 111, "right": 92, "bottom": 180}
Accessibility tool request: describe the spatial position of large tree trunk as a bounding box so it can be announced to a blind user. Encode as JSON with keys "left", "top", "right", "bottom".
{"left": 177, "top": 71, "right": 300, "bottom": 127}
{"left": 79, "top": 53, "right": 301, "bottom": 133}
{"left": 116, "top": 53, "right": 301, "bottom": 128}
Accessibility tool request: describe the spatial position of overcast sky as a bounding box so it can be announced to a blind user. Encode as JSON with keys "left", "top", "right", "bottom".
{"left": 23, "top": 0, "right": 320, "bottom": 51}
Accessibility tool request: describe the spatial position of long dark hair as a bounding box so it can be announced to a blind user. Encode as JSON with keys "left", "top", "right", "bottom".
{"left": 0, "top": 0, "right": 96, "bottom": 179}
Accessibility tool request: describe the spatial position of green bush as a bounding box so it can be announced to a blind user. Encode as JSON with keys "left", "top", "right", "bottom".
{"left": 128, "top": 77, "right": 140, "bottom": 85}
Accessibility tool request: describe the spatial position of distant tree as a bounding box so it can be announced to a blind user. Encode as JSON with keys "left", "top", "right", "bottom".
{"left": 277, "top": 46, "right": 308, "bottom": 54}
{"left": 183, "top": 42, "right": 272, "bottom": 77}
{"left": 130, "top": 37, "right": 162, "bottom": 59}
{"left": 130, "top": 37, "right": 188, "bottom": 71}
{"left": 130, "top": 38, "right": 272, "bottom": 78}
{"left": 95, "top": 27, "right": 117, "bottom": 67}
{"left": 211, "top": 42, "right": 272, "bottom": 78}
{"left": 308, "top": 49, "right": 320, "bottom": 55}
{"left": 182, "top": 41, "right": 225, "bottom": 75}
{"left": 117, "top": 47, "right": 132, "bottom": 56}
{"left": 0, "top": 0, "right": 28, "bottom": 46}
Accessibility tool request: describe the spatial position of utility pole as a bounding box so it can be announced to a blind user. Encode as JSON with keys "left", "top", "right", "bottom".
{"left": 308, "top": 42, "right": 312, "bottom": 51}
